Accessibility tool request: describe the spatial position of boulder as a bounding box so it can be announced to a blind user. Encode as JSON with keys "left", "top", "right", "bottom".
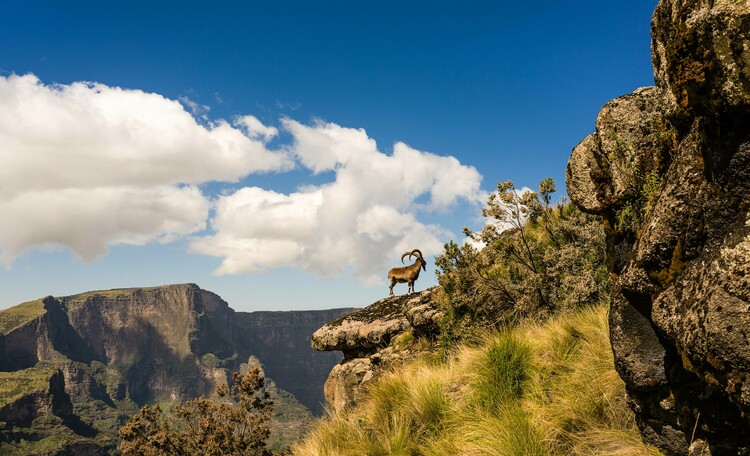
{"left": 312, "top": 288, "right": 441, "bottom": 411}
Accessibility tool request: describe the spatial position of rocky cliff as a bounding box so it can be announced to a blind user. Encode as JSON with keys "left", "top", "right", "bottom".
{"left": 0, "top": 284, "right": 353, "bottom": 454}
{"left": 0, "top": 367, "right": 73, "bottom": 427}
{"left": 311, "top": 287, "right": 442, "bottom": 412}
{"left": 235, "top": 309, "right": 354, "bottom": 416}
{"left": 566, "top": 1, "right": 750, "bottom": 454}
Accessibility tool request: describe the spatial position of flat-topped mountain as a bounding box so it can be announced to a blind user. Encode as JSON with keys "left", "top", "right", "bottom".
{"left": 0, "top": 283, "right": 354, "bottom": 454}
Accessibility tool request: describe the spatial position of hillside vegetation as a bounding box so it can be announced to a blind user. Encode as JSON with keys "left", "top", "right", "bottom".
{"left": 294, "top": 180, "right": 660, "bottom": 455}
{"left": 294, "top": 304, "right": 660, "bottom": 455}
{"left": 0, "top": 366, "right": 59, "bottom": 408}
{"left": 0, "top": 298, "right": 46, "bottom": 335}
{"left": 435, "top": 180, "right": 609, "bottom": 341}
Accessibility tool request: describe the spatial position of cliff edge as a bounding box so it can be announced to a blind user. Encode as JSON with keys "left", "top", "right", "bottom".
{"left": 312, "top": 287, "right": 442, "bottom": 412}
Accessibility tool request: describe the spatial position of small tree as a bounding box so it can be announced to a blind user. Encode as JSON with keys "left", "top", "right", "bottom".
{"left": 436, "top": 178, "right": 608, "bottom": 338}
{"left": 119, "top": 368, "right": 273, "bottom": 456}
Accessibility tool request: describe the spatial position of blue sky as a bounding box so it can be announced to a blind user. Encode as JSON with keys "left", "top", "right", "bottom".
{"left": 0, "top": 1, "right": 658, "bottom": 311}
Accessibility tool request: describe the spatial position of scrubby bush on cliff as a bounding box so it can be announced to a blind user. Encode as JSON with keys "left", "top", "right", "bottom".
{"left": 118, "top": 368, "right": 273, "bottom": 456}
{"left": 293, "top": 305, "right": 661, "bottom": 455}
{"left": 435, "top": 178, "right": 609, "bottom": 339}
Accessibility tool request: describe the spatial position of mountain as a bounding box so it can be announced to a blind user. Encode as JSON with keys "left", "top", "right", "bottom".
{"left": 0, "top": 284, "right": 354, "bottom": 454}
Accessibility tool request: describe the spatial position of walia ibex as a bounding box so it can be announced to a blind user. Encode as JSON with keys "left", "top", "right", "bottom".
{"left": 388, "top": 249, "right": 427, "bottom": 297}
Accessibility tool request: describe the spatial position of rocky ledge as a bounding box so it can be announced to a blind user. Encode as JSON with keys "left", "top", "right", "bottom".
{"left": 312, "top": 287, "right": 442, "bottom": 412}
{"left": 566, "top": 0, "right": 750, "bottom": 454}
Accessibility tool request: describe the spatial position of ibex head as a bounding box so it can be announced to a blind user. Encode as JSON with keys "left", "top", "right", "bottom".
{"left": 401, "top": 248, "right": 426, "bottom": 271}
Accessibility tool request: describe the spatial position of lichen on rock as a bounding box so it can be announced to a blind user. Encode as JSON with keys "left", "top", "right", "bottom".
{"left": 566, "top": 0, "right": 750, "bottom": 454}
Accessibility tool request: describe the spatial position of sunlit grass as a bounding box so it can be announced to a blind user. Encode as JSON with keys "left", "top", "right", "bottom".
{"left": 0, "top": 367, "right": 59, "bottom": 408}
{"left": 293, "top": 304, "right": 662, "bottom": 456}
{"left": 0, "top": 298, "right": 46, "bottom": 335}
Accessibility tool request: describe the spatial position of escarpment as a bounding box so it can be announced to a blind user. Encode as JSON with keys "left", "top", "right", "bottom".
{"left": 566, "top": 1, "right": 750, "bottom": 454}
{"left": 312, "top": 287, "right": 442, "bottom": 412}
{"left": 235, "top": 308, "right": 356, "bottom": 415}
{"left": 0, "top": 283, "right": 352, "bottom": 453}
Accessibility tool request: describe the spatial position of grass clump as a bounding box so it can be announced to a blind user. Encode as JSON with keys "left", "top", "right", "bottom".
{"left": 0, "top": 299, "right": 46, "bottom": 335}
{"left": 473, "top": 334, "right": 530, "bottom": 411}
{"left": 293, "top": 304, "right": 662, "bottom": 456}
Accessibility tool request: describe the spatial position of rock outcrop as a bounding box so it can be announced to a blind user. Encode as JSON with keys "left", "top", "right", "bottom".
{"left": 312, "top": 287, "right": 442, "bottom": 412}
{"left": 0, "top": 367, "right": 73, "bottom": 428}
{"left": 566, "top": 1, "right": 750, "bottom": 454}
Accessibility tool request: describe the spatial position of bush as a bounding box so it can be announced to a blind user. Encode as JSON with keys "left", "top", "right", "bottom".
{"left": 118, "top": 368, "right": 273, "bottom": 456}
{"left": 435, "top": 178, "right": 609, "bottom": 340}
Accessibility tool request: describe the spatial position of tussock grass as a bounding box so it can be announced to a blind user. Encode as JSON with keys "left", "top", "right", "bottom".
{"left": 292, "top": 304, "right": 662, "bottom": 456}
{"left": 472, "top": 334, "right": 530, "bottom": 411}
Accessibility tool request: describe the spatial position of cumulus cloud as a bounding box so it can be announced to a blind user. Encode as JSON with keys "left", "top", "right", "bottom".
{"left": 0, "top": 186, "right": 208, "bottom": 263}
{"left": 191, "top": 120, "right": 484, "bottom": 284}
{"left": 236, "top": 115, "right": 279, "bottom": 141}
{"left": 0, "top": 74, "right": 291, "bottom": 264}
{"left": 0, "top": 73, "right": 485, "bottom": 282}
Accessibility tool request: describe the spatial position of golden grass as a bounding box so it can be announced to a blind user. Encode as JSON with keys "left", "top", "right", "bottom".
{"left": 0, "top": 298, "right": 46, "bottom": 335}
{"left": 292, "top": 304, "right": 662, "bottom": 456}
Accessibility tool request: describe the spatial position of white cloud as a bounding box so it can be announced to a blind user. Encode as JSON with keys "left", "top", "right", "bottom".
{"left": 0, "top": 186, "right": 208, "bottom": 264}
{"left": 191, "top": 120, "right": 483, "bottom": 285}
{"left": 0, "top": 74, "right": 291, "bottom": 264}
{"left": 236, "top": 115, "right": 279, "bottom": 141}
{"left": 0, "top": 73, "right": 485, "bottom": 282}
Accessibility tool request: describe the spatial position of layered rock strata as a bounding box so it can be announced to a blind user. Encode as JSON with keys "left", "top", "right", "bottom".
{"left": 566, "top": 1, "right": 750, "bottom": 454}
{"left": 0, "top": 283, "right": 352, "bottom": 453}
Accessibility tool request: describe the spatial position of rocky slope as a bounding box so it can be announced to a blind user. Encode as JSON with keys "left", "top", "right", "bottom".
{"left": 311, "top": 287, "right": 442, "bottom": 412}
{"left": 0, "top": 284, "right": 353, "bottom": 454}
{"left": 566, "top": 1, "right": 750, "bottom": 454}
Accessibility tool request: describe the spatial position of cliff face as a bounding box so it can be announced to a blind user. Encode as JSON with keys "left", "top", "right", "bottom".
{"left": 566, "top": 1, "right": 750, "bottom": 454}
{"left": 0, "top": 283, "right": 353, "bottom": 453}
{"left": 235, "top": 309, "right": 354, "bottom": 416}
{"left": 311, "top": 287, "right": 442, "bottom": 412}
{"left": 59, "top": 285, "right": 236, "bottom": 404}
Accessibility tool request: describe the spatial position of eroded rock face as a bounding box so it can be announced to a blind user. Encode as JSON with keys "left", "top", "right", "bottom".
{"left": 566, "top": 1, "right": 750, "bottom": 454}
{"left": 652, "top": 0, "right": 750, "bottom": 116}
{"left": 312, "top": 287, "right": 442, "bottom": 412}
{"left": 0, "top": 283, "right": 352, "bottom": 453}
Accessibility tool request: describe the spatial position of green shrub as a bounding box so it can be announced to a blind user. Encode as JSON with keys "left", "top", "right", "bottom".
{"left": 435, "top": 179, "right": 609, "bottom": 341}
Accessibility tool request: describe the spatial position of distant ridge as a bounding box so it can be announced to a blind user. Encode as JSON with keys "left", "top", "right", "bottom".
{"left": 0, "top": 283, "right": 354, "bottom": 454}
